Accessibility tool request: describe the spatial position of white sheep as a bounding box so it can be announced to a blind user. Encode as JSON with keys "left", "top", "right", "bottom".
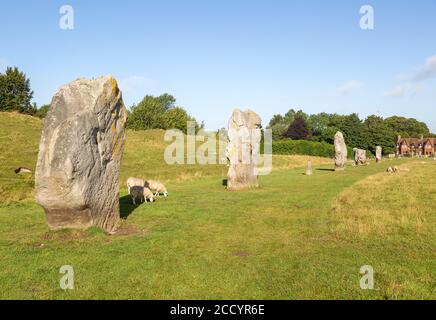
{"left": 126, "top": 177, "right": 145, "bottom": 194}
{"left": 146, "top": 180, "right": 168, "bottom": 197}
{"left": 129, "top": 185, "right": 155, "bottom": 204}
{"left": 143, "top": 187, "right": 155, "bottom": 203}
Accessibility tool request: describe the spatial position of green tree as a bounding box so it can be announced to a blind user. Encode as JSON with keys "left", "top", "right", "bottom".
{"left": 36, "top": 104, "right": 50, "bottom": 118}
{"left": 0, "top": 67, "right": 35, "bottom": 115}
{"left": 163, "top": 107, "right": 202, "bottom": 133}
{"left": 126, "top": 94, "right": 201, "bottom": 133}
{"left": 364, "top": 115, "right": 396, "bottom": 154}
{"left": 269, "top": 123, "right": 288, "bottom": 140}
{"left": 384, "top": 116, "right": 430, "bottom": 138}
{"left": 331, "top": 113, "right": 368, "bottom": 149}
{"left": 307, "top": 113, "right": 339, "bottom": 143}
{"left": 268, "top": 114, "right": 285, "bottom": 127}
{"left": 127, "top": 95, "right": 170, "bottom": 130}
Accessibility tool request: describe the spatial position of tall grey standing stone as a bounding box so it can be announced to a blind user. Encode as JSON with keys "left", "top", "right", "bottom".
{"left": 334, "top": 131, "right": 347, "bottom": 171}
{"left": 376, "top": 146, "right": 382, "bottom": 163}
{"left": 353, "top": 148, "right": 367, "bottom": 165}
{"left": 35, "top": 76, "right": 127, "bottom": 232}
{"left": 226, "top": 109, "right": 261, "bottom": 191}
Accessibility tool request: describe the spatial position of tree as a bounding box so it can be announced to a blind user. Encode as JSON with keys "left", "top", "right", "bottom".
{"left": 268, "top": 114, "right": 285, "bottom": 127}
{"left": 307, "top": 113, "right": 338, "bottom": 143}
{"left": 126, "top": 94, "right": 202, "bottom": 133}
{"left": 267, "top": 109, "right": 308, "bottom": 140}
{"left": 384, "top": 116, "right": 430, "bottom": 138}
{"left": 331, "top": 113, "right": 368, "bottom": 149}
{"left": 163, "top": 107, "right": 202, "bottom": 133}
{"left": 270, "top": 123, "right": 289, "bottom": 140}
{"left": 0, "top": 67, "right": 35, "bottom": 114}
{"left": 36, "top": 104, "right": 50, "bottom": 118}
{"left": 283, "top": 115, "right": 311, "bottom": 140}
{"left": 363, "top": 115, "right": 396, "bottom": 154}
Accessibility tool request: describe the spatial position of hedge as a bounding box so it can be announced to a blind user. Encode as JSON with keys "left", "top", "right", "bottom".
{"left": 271, "top": 140, "right": 355, "bottom": 158}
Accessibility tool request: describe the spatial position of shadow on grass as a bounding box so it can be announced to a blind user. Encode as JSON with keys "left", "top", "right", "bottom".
{"left": 316, "top": 168, "right": 335, "bottom": 172}
{"left": 119, "top": 195, "right": 143, "bottom": 220}
{"left": 222, "top": 179, "right": 228, "bottom": 186}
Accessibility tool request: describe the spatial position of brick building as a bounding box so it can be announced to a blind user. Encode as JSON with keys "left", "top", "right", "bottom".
{"left": 396, "top": 135, "right": 436, "bottom": 156}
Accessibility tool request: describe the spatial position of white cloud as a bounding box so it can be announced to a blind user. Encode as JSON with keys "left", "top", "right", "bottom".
{"left": 413, "top": 54, "right": 436, "bottom": 81}
{"left": 384, "top": 83, "right": 410, "bottom": 97}
{"left": 336, "top": 80, "right": 362, "bottom": 95}
{"left": 383, "top": 83, "right": 427, "bottom": 98}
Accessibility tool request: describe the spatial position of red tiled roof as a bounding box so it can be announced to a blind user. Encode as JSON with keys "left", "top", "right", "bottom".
{"left": 398, "top": 138, "right": 436, "bottom": 146}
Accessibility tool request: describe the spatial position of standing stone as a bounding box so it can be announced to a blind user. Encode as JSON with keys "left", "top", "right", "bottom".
{"left": 353, "top": 148, "right": 367, "bottom": 165}
{"left": 375, "top": 146, "right": 382, "bottom": 163}
{"left": 35, "top": 76, "right": 127, "bottom": 232}
{"left": 334, "top": 131, "right": 347, "bottom": 171}
{"left": 226, "top": 109, "right": 261, "bottom": 191}
{"left": 306, "top": 160, "right": 313, "bottom": 176}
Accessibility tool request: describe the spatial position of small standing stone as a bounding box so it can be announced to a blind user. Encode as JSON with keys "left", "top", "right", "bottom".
{"left": 376, "top": 146, "right": 382, "bottom": 163}
{"left": 306, "top": 160, "right": 313, "bottom": 176}
{"left": 353, "top": 148, "right": 367, "bottom": 165}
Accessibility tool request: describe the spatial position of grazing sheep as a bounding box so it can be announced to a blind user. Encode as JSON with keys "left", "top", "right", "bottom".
{"left": 146, "top": 180, "right": 168, "bottom": 197}
{"left": 143, "top": 187, "right": 155, "bottom": 203}
{"left": 14, "top": 167, "right": 32, "bottom": 174}
{"left": 126, "top": 177, "right": 145, "bottom": 194}
{"left": 387, "top": 166, "right": 399, "bottom": 173}
{"left": 129, "top": 186, "right": 144, "bottom": 205}
{"left": 129, "top": 186, "right": 155, "bottom": 204}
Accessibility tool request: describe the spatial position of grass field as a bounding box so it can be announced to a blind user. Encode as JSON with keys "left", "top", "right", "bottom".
{"left": 0, "top": 112, "right": 434, "bottom": 299}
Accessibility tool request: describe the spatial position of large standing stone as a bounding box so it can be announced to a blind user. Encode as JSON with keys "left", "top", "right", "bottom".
{"left": 226, "top": 109, "right": 261, "bottom": 191}
{"left": 35, "top": 76, "right": 127, "bottom": 232}
{"left": 334, "top": 131, "right": 347, "bottom": 171}
{"left": 375, "top": 146, "right": 382, "bottom": 163}
{"left": 353, "top": 148, "right": 367, "bottom": 165}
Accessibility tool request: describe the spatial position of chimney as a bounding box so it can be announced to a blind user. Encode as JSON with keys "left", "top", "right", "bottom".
{"left": 420, "top": 134, "right": 424, "bottom": 141}
{"left": 397, "top": 135, "right": 401, "bottom": 142}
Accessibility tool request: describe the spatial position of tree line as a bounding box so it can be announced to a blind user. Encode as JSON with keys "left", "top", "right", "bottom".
{"left": 1, "top": 66, "right": 434, "bottom": 144}
{"left": 268, "top": 109, "right": 434, "bottom": 154}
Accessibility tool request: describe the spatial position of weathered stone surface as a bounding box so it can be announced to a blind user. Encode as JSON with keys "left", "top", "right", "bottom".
{"left": 376, "top": 146, "right": 382, "bottom": 163}
{"left": 35, "top": 76, "right": 127, "bottom": 232}
{"left": 353, "top": 148, "right": 367, "bottom": 165}
{"left": 306, "top": 160, "right": 313, "bottom": 176}
{"left": 334, "top": 131, "right": 347, "bottom": 171}
{"left": 226, "top": 109, "right": 261, "bottom": 191}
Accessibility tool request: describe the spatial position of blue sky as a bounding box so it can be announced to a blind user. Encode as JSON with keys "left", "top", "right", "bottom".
{"left": 1, "top": 0, "right": 436, "bottom": 131}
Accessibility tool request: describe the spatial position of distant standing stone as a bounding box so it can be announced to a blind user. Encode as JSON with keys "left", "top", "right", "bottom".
{"left": 334, "top": 131, "right": 347, "bottom": 171}
{"left": 353, "top": 148, "right": 367, "bottom": 165}
{"left": 306, "top": 160, "right": 313, "bottom": 176}
{"left": 35, "top": 76, "right": 127, "bottom": 232}
{"left": 226, "top": 109, "right": 262, "bottom": 191}
{"left": 376, "top": 146, "right": 382, "bottom": 163}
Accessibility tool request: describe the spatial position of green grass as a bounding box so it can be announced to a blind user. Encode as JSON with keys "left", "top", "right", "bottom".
{"left": 0, "top": 112, "right": 434, "bottom": 299}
